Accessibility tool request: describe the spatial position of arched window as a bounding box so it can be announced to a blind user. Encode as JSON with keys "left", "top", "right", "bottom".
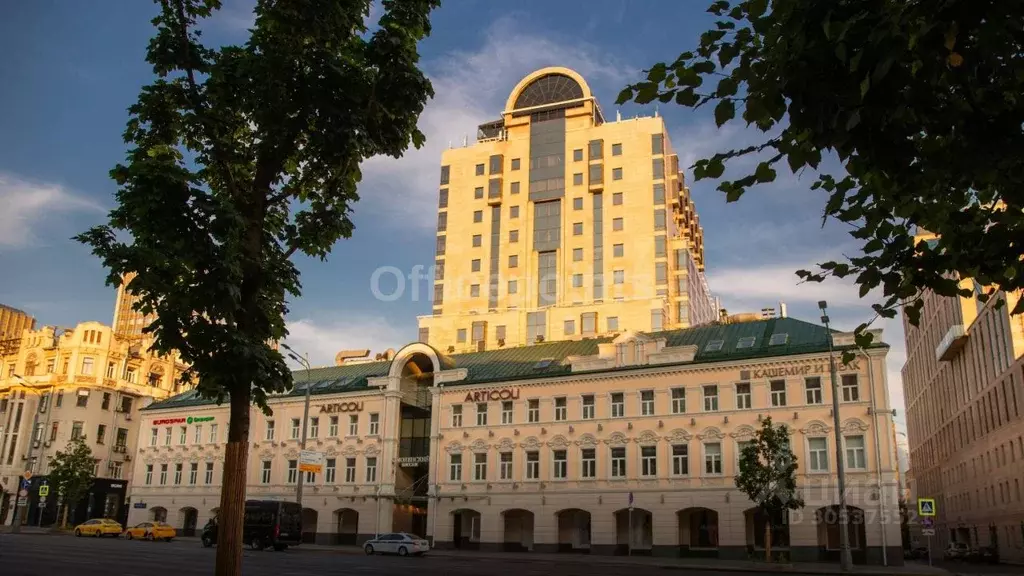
{"left": 513, "top": 74, "right": 584, "bottom": 109}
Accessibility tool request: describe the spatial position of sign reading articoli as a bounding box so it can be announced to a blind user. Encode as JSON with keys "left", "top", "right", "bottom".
{"left": 742, "top": 361, "right": 860, "bottom": 380}
{"left": 153, "top": 415, "right": 216, "bottom": 426}
{"left": 464, "top": 388, "right": 520, "bottom": 403}
{"left": 319, "top": 402, "right": 363, "bottom": 414}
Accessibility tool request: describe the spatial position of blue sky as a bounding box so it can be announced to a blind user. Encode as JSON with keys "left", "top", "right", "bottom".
{"left": 0, "top": 0, "right": 907, "bottom": 430}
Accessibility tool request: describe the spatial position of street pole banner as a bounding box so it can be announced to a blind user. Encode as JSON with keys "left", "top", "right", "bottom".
{"left": 299, "top": 450, "right": 324, "bottom": 474}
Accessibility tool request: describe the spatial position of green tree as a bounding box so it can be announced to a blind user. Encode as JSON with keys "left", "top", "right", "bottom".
{"left": 734, "top": 417, "right": 803, "bottom": 562}
{"left": 75, "top": 1, "right": 439, "bottom": 573}
{"left": 48, "top": 436, "right": 95, "bottom": 529}
{"left": 618, "top": 0, "right": 1023, "bottom": 347}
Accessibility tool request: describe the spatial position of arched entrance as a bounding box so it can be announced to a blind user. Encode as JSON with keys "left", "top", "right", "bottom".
{"left": 677, "top": 507, "right": 719, "bottom": 557}
{"left": 816, "top": 505, "right": 867, "bottom": 564}
{"left": 392, "top": 346, "right": 438, "bottom": 537}
{"left": 178, "top": 507, "right": 198, "bottom": 537}
{"left": 301, "top": 508, "right": 319, "bottom": 544}
{"left": 150, "top": 506, "right": 168, "bottom": 523}
{"left": 614, "top": 508, "right": 653, "bottom": 555}
{"left": 502, "top": 509, "right": 534, "bottom": 552}
{"left": 333, "top": 508, "right": 359, "bottom": 545}
{"left": 451, "top": 509, "right": 481, "bottom": 550}
{"left": 556, "top": 509, "right": 591, "bottom": 553}
{"left": 744, "top": 507, "right": 790, "bottom": 561}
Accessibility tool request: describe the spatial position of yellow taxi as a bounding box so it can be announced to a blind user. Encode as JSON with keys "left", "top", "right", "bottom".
{"left": 124, "top": 521, "right": 176, "bottom": 541}
{"left": 73, "top": 518, "right": 123, "bottom": 537}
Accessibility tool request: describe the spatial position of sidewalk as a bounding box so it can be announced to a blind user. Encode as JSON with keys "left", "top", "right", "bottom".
{"left": 298, "top": 544, "right": 952, "bottom": 575}
{"left": 0, "top": 525, "right": 67, "bottom": 535}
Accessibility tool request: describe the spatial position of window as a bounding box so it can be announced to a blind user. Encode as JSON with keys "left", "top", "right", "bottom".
{"left": 641, "top": 446, "right": 658, "bottom": 477}
{"left": 159, "top": 464, "right": 168, "bottom": 485}
{"left": 150, "top": 428, "right": 158, "bottom": 446}
{"left": 49, "top": 422, "right": 59, "bottom": 442}
{"left": 345, "top": 458, "right": 357, "bottom": 483}
{"left": 291, "top": 418, "right": 300, "bottom": 439}
{"left": 348, "top": 414, "right": 358, "bottom": 436}
{"left": 511, "top": 158, "right": 520, "bottom": 170}
{"left": 575, "top": 448, "right": 595, "bottom": 479}
{"left": 805, "top": 377, "right": 823, "bottom": 404}
{"left": 325, "top": 459, "right": 336, "bottom": 483}
{"left": 809, "top": 438, "right": 829, "bottom": 472}
{"left": 287, "top": 460, "right": 298, "bottom": 484}
{"left": 436, "top": 235, "right": 446, "bottom": 256}
{"left": 193, "top": 424, "right": 202, "bottom": 444}
{"left": 573, "top": 173, "right": 583, "bottom": 186}
{"left": 304, "top": 417, "right": 317, "bottom": 439}
{"left": 451, "top": 405, "right": 463, "bottom": 427}
{"left": 736, "top": 383, "right": 752, "bottom": 409}
{"left": 209, "top": 424, "right": 218, "bottom": 444}
{"left": 613, "top": 243, "right": 624, "bottom": 257}
{"left": 703, "top": 385, "right": 719, "bottom": 411}
{"left": 554, "top": 397, "right": 567, "bottom": 421}
{"left": 368, "top": 413, "right": 380, "bottom": 435}
{"left": 76, "top": 390, "right": 89, "bottom": 408}
{"left": 55, "top": 390, "right": 63, "bottom": 407}
{"left": 474, "top": 403, "right": 488, "bottom": 426}
{"left": 572, "top": 248, "right": 583, "bottom": 261}
{"left": 573, "top": 149, "right": 583, "bottom": 162}
{"left": 145, "top": 464, "right": 153, "bottom": 485}
{"left": 164, "top": 427, "right": 172, "bottom": 445}
{"left": 96, "top": 424, "right": 106, "bottom": 444}
{"left": 672, "top": 445, "right": 689, "bottom": 475}
{"left": 189, "top": 462, "right": 198, "bottom": 485}
{"left": 470, "top": 284, "right": 480, "bottom": 298}
{"left": 325, "top": 415, "right": 338, "bottom": 437}
{"left": 612, "top": 192, "right": 623, "bottom": 205}
{"left": 841, "top": 374, "right": 860, "bottom": 402}
{"left": 81, "top": 357, "right": 94, "bottom": 375}
{"left": 179, "top": 426, "right": 187, "bottom": 444}
{"left": 613, "top": 270, "right": 624, "bottom": 284}
{"left": 612, "top": 217, "right": 623, "bottom": 231}
{"left": 508, "top": 255, "right": 518, "bottom": 268}
{"left": 705, "top": 443, "right": 723, "bottom": 475}
{"left": 572, "top": 222, "right": 583, "bottom": 236}
{"left": 366, "top": 457, "right": 378, "bottom": 483}
{"left": 572, "top": 274, "right": 583, "bottom": 288}
{"left": 671, "top": 388, "right": 686, "bottom": 413}
{"left": 439, "top": 189, "right": 448, "bottom": 208}
{"left": 610, "top": 392, "right": 625, "bottom": 417}
{"left": 607, "top": 316, "right": 619, "bottom": 331}
{"left": 473, "top": 453, "right": 487, "bottom": 481}
{"left": 475, "top": 163, "right": 484, "bottom": 176}
{"left": 611, "top": 447, "right": 627, "bottom": 478}
{"left": 472, "top": 234, "right": 482, "bottom": 247}
{"left": 845, "top": 436, "right": 867, "bottom": 469}
{"left": 437, "top": 212, "right": 447, "bottom": 231}
{"left": 770, "top": 380, "right": 787, "bottom": 407}
{"left": 266, "top": 420, "right": 275, "bottom": 441}
{"left": 174, "top": 463, "right": 183, "bottom": 485}
{"left": 99, "top": 392, "right": 110, "bottom": 410}
{"left": 457, "top": 328, "right": 467, "bottom": 343}
{"left": 528, "top": 399, "right": 540, "bottom": 422}
{"left": 471, "top": 259, "right": 481, "bottom": 272}
{"left": 581, "top": 395, "right": 595, "bottom": 419}
{"left": 507, "top": 280, "right": 518, "bottom": 295}
{"left": 552, "top": 450, "right": 568, "bottom": 479}
{"left": 581, "top": 312, "right": 596, "bottom": 335}
{"left": 501, "top": 401, "right": 513, "bottom": 424}
{"left": 612, "top": 167, "right": 622, "bottom": 180}
{"left": 260, "top": 460, "right": 273, "bottom": 484}
{"left": 641, "top": 390, "right": 655, "bottom": 415}
{"left": 573, "top": 197, "right": 583, "bottom": 210}
{"left": 652, "top": 133, "right": 664, "bottom": 154}
{"left": 526, "top": 451, "right": 540, "bottom": 479}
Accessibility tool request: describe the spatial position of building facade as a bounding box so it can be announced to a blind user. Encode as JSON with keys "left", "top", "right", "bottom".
{"left": 900, "top": 236, "right": 1024, "bottom": 561}
{"left": 112, "top": 272, "right": 156, "bottom": 341}
{"left": 0, "top": 305, "right": 35, "bottom": 355}
{"left": 419, "top": 67, "right": 716, "bottom": 353}
{"left": 128, "top": 317, "right": 903, "bottom": 565}
{"left": 0, "top": 321, "right": 187, "bottom": 526}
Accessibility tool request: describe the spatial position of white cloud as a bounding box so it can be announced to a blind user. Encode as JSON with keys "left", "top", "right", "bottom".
{"left": 0, "top": 172, "right": 104, "bottom": 249}
{"left": 283, "top": 314, "right": 411, "bottom": 369}
{"left": 358, "top": 15, "right": 635, "bottom": 226}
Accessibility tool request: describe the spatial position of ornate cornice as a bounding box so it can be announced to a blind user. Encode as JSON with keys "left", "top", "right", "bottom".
{"left": 697, "top": 427, "right": 726, "bottom": 441}
{"left": 635, "top": 430, "right": 660, "bottom": 445}
{"left": 445, "top": 441, "right": 464, "bottom": 454}
{"left": 604, "top": 431, "right": 629, "bottom": 447}
{"left": 729, "top": 425, "right": 756, "bottom": 440}
{"left": 575, "top": 433, "right": 599, "bottom": 447}
{"left": 800, "top": 420, "right": 832, "bottom": 435}
{"left": 469, "top": 439, "right": 490, "bottom": 452}
{"left": 841, "top": 418, "right": 869, "bottom": 433}
{"left": 664, "top": 428, "right": 692, "bottom": 443}
{"left": 547, "top": 435, "right": 571, "bottom": 449}
{"left": 520, "top": 436, "right": 542, "bottom": 450}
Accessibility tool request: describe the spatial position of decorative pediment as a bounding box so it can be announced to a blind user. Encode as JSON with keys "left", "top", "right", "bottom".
{"left": 697, "top": 427, "right": 725, "bottom": 441}
{"left": 258, "top": 449, "right": 275, "bottom": 460}
{"left": 729, "top": 425, "right": 756, "bottom": 440}
{"left": 575, "top": 434, "right": 599, "bottom": 447}
{"left": 664, "top": 428, "right": 692, "bottom": 443}
{"left": 470, "top": 439, "right": 490, "bottom": 452}
{"left": 841, "top": 418, "right": 869, "bottom": 433}
{"left": 635, "top": 430, "right": 660, "bottom": 445}
{"left": 496, "top": 437, "right": 516, "bottom": 451}
{"left": 800, "top": 420, "right": 832, "bottom": 435}
{"left": 324, "top": 446, "right": 338, "bottom": 457}
{"left": 363, "top": 444, "right": 380, "bottom": 457}
{"left": 284, "top": 448, "right": 299, "bottom": 459}
{"left": 604, "top": 432, "right": 630, "bottom": 447}
{"left": 445, "top": 441, "right": 464, "bottom": 454}
{"left": 520, "top": 436, "right": 542, "bottom": 450}
{"left": 547, "top": 435, "right": 571, "bottom": 449}
{"left": 341, "top": 444, "right": 360, "bottom": 456}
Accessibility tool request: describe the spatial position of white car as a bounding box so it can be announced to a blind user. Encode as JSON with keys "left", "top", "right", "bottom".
{"left": 363, "top": 532, "right": 430, "bottom": 556}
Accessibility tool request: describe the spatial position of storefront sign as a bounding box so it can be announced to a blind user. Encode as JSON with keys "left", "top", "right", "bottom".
{"left": 153, "top": 417, "right": 187, "bottom": 425}
{"left": 134, "top": 502, "right": 148, "bottom": 509}
{"left": 186, "top": 416, "right": 215, "bottom": 424}
{"left": 318, "top": 402, "right": 363, "bottom": 414}
{"left": 463, "top": 388, "right": 520, "bottom": 403}
{"left": 397, "top": 456, "right": 429, "bottom": 467}
{"left": 743, "top": 361, "right": 860, "bottom": 380}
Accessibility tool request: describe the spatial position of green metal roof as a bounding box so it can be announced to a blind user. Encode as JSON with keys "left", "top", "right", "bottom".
{"left": 144, "top": 317, "right": 885, "bottom": 411}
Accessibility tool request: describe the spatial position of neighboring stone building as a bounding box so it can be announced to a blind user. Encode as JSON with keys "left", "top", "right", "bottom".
{"left": 0, "top": 321, "right": 187, "bottom": 527}
{"left": 128, "top": 316, "right": 903, "bottom": 565}
{"left": 419, "top": 66, "right": 716, "bottom": 353}
{"left": 0, "top": 304, "right": 35, "bottom": 356}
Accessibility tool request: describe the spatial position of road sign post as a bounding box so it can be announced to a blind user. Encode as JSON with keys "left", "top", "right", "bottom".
{"left": 918, "top": 499, "right": 937, "bottom": 566}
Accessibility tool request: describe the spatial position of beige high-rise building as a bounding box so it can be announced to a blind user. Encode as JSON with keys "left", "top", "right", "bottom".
{"left": 0, "top": 305, "right": 36, "bottom": 355}
{"left": 418, "top": 67, "right": 716, "bottom": 353}
{"left": 112, "top": 272, "right": 155, "bottom": 341}
{"left": 900, "top": 231, "right": 1024, "bottom": 561}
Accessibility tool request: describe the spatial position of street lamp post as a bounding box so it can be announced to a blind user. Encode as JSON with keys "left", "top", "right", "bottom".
{"left": 819, "top": 300, "right": 853, "bottom": 572}
{"left": 281, "top": 344, "right": 312, "bottom": 507}
{"left": 9, "top": 374, "right": 45, "bottom": 534}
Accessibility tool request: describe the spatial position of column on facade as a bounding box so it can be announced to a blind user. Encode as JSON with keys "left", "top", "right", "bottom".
{"left": 375, "top": 386, "right": 402, "bottom": 536}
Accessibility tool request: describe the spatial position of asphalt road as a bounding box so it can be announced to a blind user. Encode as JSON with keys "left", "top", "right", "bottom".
{"left": 0, "top": 535, "right": 764, "bottom": 576}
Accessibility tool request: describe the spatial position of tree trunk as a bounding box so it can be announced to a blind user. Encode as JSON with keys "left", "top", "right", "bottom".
{"left": 764, "top": 509, "right": 772, "bottom": 562}
{"left": 61, "top": 503, "right": 68, "bottom": 529}
{"left": 214, "top": 386, "right": 251, "bottom": 576}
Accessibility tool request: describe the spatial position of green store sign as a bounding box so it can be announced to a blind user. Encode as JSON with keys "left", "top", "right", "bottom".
{"left": 186, "top": 416, "right": 215, "bottom": 424}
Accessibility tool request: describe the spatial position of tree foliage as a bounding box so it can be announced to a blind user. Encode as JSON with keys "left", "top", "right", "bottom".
{"left": 735, "top": 417, "right": 803, "bottom": 559}
{"left": 49, "top": 436, "right": 95, "bottom": 527}
{"left": 618, "top": 0, "right": 1023, "bottom": 346}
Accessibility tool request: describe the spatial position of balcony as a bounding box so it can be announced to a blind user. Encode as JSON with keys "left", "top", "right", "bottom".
{"left": 935, "top": 324, "right": 968, "bottom": 361}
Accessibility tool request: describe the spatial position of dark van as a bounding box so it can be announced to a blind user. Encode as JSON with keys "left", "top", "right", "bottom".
{"left": 201, "top": 500, "right": 302, "bottom": 551}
